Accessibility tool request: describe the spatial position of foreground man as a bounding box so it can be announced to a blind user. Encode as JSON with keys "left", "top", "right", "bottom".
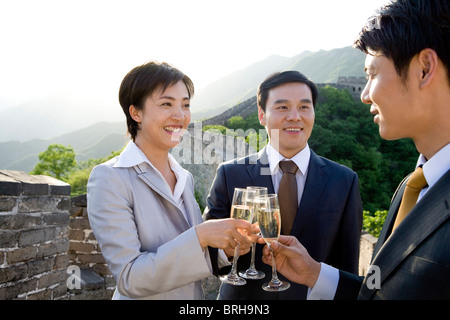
{"left": 261, "top": 0, "right": 450, "bottom": 300}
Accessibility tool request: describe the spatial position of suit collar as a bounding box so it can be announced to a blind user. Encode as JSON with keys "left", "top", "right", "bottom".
{"left": 244, "top": 147, "right": 275, "bottom": 193}
{"left": 245, "top": 146, "right": 318, "bottom": 194}
{"left": 181, "top": 183, "right": 203, "bottom": 226}
{"left": 265, "top": 143, "right": 311, "bottom": 176}
{"left": 119, "top": 140, "right": 189, "bottom": 207}
{"left": 373, "top": 174, "right": 410, "bottom": 255}
{"left": 246, "top": 147, "right": 328, "bottom": 236}
{"left": 360, "top": 169, "right": 450, "bottom": 299}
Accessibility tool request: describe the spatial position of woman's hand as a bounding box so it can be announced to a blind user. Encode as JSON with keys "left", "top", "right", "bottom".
{"left": 195, "top": 219, "right": 259, "bottom": 256}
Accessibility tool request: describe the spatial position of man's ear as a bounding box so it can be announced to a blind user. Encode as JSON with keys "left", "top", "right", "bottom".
{"left": 258, "top": 106, "right": 266, "bottom": 126}
{"left": 418, "top": 48, "right": 438, "bottom": 89}
{"left": 129, "top": 105, "right": 142, "bottom": 123}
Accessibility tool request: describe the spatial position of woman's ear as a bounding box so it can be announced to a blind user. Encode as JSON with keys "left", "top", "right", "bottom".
{"left": 418, "top": 48, "right": 438, "bottom": 89}
{"left": 129, "top": 105, "right": 142, "bottom": 123}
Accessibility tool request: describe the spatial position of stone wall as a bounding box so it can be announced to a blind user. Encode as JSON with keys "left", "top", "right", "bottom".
{"left": 0, "top": 170, "right": 71, "bottom": 300}
{"left": 173, "top": 127, "right": 257, "bottom": 210}
{"left": 67, "top": 194, "right": 114, "bottom": 299}
{"left": 0, "top": 170, "right": 115, "bottom": 300}
{"left": 358, "top": 232, "right": 378, "bottom": 276}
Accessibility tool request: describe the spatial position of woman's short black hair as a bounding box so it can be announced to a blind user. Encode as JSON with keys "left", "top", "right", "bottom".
{"left": 118, "top": 61, "right": 194, "bottom": 141}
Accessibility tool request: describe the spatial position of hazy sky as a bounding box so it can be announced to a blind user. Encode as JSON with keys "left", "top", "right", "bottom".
{"left": 0, "top": 0, "right": 388, "bottom": 109}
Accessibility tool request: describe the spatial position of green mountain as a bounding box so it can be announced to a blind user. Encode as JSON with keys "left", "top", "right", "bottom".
{"left": 0, "top": 122, "right": 128, "bottom": 172}
{"left": 191, "top": 46, "right": 366, "bottom": 120}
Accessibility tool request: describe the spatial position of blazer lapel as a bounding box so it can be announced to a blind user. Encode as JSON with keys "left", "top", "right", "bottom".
{"left": 182, "top": 177, "right": 203, "bottom": 226}
{"left": 133, "top": 164, "right": 191, "bottom": 231}
{"left": 246, "top": 147, "right": 275, "bottom": 193}
{"left": 291, "top": 151, "right": 328, "bottom": 236}
{"left": 360, "top": 170, "right": 450, "bottom": 299}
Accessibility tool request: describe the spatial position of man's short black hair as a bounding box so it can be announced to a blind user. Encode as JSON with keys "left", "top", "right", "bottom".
{"left": 354, "top": 0, "right": 450, "bottom": 83}
{"left": 257, "top": 71, "right": 318, "bottom": 112}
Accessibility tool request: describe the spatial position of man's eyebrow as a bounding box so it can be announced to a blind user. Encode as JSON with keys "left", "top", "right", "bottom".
{"left": 273, "top": 98, "right": 312, "bottom": 104}
{"left": 273, "top": 99, "right": 289, "bottom": 104}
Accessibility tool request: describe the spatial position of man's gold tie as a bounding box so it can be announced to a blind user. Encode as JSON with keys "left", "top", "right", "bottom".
{"left": 392, "top": 166, "right": 427, "bottom": 231}
{"left": 278, "top": 161, "right": 298, "bottom": 235}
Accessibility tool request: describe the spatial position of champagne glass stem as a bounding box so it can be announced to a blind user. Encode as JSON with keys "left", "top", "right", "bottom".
{"left": 249, "top": 243, "right": 256, "bottom": 269}
{"left": 239, "top": 237, "right": 264, "bottom": 279}
{"left": 269, "top": 246, "right": 282, "bottom": 286}
{"left": 230, "top": 244, "right": 240, "bottom": 277}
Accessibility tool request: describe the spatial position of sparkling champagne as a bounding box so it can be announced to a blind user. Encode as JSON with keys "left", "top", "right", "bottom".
{"left": 257, "top": 208, "right": 280, "bottom": 244}
{"left": 221, "top": 188, "right": 255, "bottom": 286}
{"left": 231, "top": 205, "right": 252, "bottom": 222}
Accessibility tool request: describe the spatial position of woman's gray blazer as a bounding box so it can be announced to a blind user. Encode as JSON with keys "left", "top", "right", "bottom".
{"left": 87, "top": 156, "right": 212, "bottom": 299}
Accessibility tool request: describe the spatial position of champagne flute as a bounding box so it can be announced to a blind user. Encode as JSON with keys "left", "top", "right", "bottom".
{"left": 239, "top": 186, "right": 267, "bottom": 280}
{"left": 221, "top": 188, "right": 255, "bottom": 286}
{"left": 256, "top": 194, "right": 290, "bottom": 292}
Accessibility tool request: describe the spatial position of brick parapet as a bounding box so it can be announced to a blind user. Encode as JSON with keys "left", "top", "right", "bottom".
{"left": 0, "top": 170, "right": 70, "bottom": 300}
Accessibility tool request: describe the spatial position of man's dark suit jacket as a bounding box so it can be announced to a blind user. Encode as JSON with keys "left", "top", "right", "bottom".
{"left": 336, "top": 169, "right": 450, "bottom": 300}
{"left": 204, "top": 147, "right": 363, "bottom": 299}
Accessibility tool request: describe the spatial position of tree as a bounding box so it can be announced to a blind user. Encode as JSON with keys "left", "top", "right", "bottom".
{"left": 31, "top": 144, "right": 77, "bottom": 181}
{"left": 66, "top": 149, "right": 121, "bottom": 196}
{"left": 242, "top": 112, "right": 264, "bottom": 132}
{"left": 202, "top": 124, "right": 230, "bottom": 135}
{"left": 226, "top": 116, "right": 246, "bottom": 130}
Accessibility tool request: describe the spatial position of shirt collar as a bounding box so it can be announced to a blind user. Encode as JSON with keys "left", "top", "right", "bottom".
{"left": 168, "top": 153, "right": 188, "bottom": 202}
{"left": 266, "top": 143, "right": 311, "bottom": 176}
{"left": 114, "top": 140, "right": 188, "bottom": 202}
{"left": 418, "top": 142, "right": 450, "bottom": 190}
{"left": 114, "top": 140, "right": 148, "bottom": 168}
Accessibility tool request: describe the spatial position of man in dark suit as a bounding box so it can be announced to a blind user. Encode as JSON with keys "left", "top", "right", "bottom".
{"left": 261, "top": 0, "right": 450, "bottom": 299}
{"left": 204, "top": 71, "right": 363, "bottom": 299}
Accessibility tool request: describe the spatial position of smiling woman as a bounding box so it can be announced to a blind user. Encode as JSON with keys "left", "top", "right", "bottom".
{"left": 86, "top": 60, "right": 257, "bottom": 300}
{"left": 118, "top": 61, "right": 194, "bottom": 143}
